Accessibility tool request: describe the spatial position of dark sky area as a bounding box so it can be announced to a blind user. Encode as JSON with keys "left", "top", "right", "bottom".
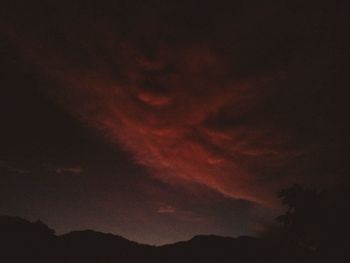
{"left": 0, "top": 1, "right": 349, "bottom": 245}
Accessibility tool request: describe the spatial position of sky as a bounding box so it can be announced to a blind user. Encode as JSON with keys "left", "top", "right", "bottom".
{"left": 0, "top": 0, "right": 349, "bottom": 245}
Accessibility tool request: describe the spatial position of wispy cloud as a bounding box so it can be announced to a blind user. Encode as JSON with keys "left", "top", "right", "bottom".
{"left": 43, "top": 163, "right": 84, "bottom": 175}
{"left": 157, "top": 204, "right": 206, "bottom": 222}
{"left": 0, "top": 160, "right": 30, "bottom": 174}
{"left": 54, "top": 166, "right": 83, "bottom": 175}
{"left": 157, "top": 205, "right": 176, "bottom": 214}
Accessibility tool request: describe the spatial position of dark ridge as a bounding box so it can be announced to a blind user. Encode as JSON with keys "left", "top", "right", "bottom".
{"left": 0, "top": 215, "right": 341, "bottom": 263}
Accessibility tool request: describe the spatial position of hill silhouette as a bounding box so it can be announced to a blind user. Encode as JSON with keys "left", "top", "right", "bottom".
{"left": 0, "top": 215, "right": 313, "bottom": 263}
{"left": 2, "top": 182, "right": 350, "bottom": 262}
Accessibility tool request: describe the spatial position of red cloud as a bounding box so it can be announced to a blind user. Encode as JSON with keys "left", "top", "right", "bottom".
{"left": 7, "top": 25, "right": 300, "bottom": 206}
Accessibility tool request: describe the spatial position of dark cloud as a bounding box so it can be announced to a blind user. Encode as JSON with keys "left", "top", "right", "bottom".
{"left": 1, "top": 0, "right": 349, "bottom": 244}
{"left": 2, "top": 0, "right": 349, "bottom": 205}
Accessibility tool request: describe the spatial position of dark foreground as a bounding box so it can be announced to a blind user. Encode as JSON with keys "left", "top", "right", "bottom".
{"left": 0, "top": 215, "right": 347, "bottom": 263}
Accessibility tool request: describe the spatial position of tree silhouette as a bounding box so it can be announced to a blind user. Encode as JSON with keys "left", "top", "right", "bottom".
{"left": 276, "top": 182, "right": 350, "bottom": 260}
{"left": 276, "top": 184, "right": 325, "bottom": 250}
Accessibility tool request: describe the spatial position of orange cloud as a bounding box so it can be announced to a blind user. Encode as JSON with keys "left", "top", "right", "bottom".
{"left": 157, "top": 204, "right": 206, "bottom": 222}
{"left": 158, "top": 205, "right": 176, "bottom": 214}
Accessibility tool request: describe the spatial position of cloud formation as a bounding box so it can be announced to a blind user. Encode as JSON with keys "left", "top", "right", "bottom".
{"left": 29, "top": 39, "right": 298, "bottom": 206}
{"left": 4, "top": 1, "right": 347, "bottom": 207}
{"left": 54, "top": 166, "right": 83, "bottom": 175}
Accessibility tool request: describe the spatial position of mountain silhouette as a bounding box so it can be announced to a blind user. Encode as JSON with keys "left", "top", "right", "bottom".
{"left": 56, "top": 230, "right": 154, "bottom": 262}
{"left": 0, "top": 215, "right": 317, "bottom": 263}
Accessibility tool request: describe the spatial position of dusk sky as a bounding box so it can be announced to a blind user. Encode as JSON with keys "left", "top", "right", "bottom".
{"left": 1, "top": 1, "right": 349, "bottom": 245}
